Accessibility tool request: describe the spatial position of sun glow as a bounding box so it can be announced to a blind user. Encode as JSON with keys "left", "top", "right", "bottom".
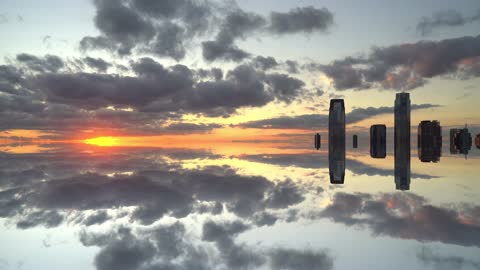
{"left": 84, "top": 136, "right": 119, "bottom": 147}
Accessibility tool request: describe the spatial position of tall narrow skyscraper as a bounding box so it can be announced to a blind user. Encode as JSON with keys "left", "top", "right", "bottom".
{"left": 370, "top": 124, "right": 387, "bottom": 158}
{"left": 418, "top": 120, "right": 442, "bottom": 162}
{"left": 352, "top": 135, "right": 358, "bottom": 149}
{"left": 329, "top": 99, "right": 345, "bottom": 184}
{"left": 314, "top": 133, "right": 321, "bottom": 150}
{"left": 394, "top": 93, "right": 410, "bottom": 190}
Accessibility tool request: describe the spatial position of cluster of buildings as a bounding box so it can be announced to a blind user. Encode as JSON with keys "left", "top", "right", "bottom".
{"left": 314, "top": 93, "right": 479, "bottom": 190}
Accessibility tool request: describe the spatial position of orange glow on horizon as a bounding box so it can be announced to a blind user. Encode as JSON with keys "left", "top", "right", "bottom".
{"left": 84, "top": 136, "right": 119, "bottom": 147}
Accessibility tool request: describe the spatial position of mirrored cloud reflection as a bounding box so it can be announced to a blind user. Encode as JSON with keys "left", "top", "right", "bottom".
{"left": 0, "top": 147, "right": 479, "bottom": 269}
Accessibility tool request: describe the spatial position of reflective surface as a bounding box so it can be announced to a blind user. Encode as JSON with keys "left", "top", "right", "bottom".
{"left": 1, "top": 141, "right": 479, "bottom": 270}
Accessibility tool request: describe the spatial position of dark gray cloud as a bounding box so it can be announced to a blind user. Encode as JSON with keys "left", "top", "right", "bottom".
{"left": 264, "top": 73, "right": 305, "bottom": 102}
{"left": 269, "top": 6, "right": 334, "bottom": 34}
{"left": 315, "top": 35, "right": 480, "bottom": 90}
{"left": 16, "top": 210, "right": 64, "bottom": 229}
{"left": 320, "top": 192, "right": 480, "bottom": 247}
{"left": 16, "top": 53, "right": 64, "bottom": 73}
{"left": 285, "top": 60, "right": 299, "bottom": 73}
{"left": 148, "top": 22, "right": 186, "bottom": 60}
{"left": 265, "top": 179, "right": 305, "bottom": 209}
{"left": 80, "top": 0, "right": 335, "bottom": 62}
{"left": 417, "top": 9, "right": 480, "bottom": 36}
{"left": 83, "top": 57, "right": 111, "bottom": 72}
{"left": 83, "top": 210, "right": 110, "bottom": 226}
{"left": 1, "top": 58, "right": 305, "bottom": 126}
{"left": 202, "top": 9, "right": 266, "bottom": 62}
{"left": 253, "top": 212, "right": 278, "bottom": 226}
{"left": 78, "top": 218, "right": 334, "bottom": 270}
{"left": 252, "top": 56, "right": 278, "bottom": 70}
{"left": 0, "top": 149, "right": 308, "bottom": 227}
{"left": 202, "top": 220, "right": 266, "bottom": 269}
{"left": 269, "top": 248, "right": 334, "bottom": 270}
{"left": 237, "top": 104, "right": 440, "bottom": 129}
{"left": 93, "top": 229, "right": 156, "bottom": 270}
{"left": 92, "top": 0, "right": 156, "bottom": 55}
{"left": 82, "top": 0, "right": 212, "bottom": 59}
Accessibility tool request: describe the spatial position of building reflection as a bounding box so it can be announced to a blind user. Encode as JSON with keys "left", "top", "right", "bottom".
{"left": 329, "top": 99, "right": 345, "bottom": 184}
{"left": 476, "top": 134, "right": 480, "bottom": 149}
{"left": 417, "top": 120, "right": 442, "bottom": 162}
{"left": 314, "top": 133, "right": 321, "bottom": 150}
{"left": 450, "top": 125, "right": 473, "bottom": 158}
{"left": 370, "top": 124, "right": 386, "bottom": 159}
{"left": 394, "top": 93, "right": 411, "bottom": 190}
{"left": 353, "top": 134, "right": 358, "bottom": 149}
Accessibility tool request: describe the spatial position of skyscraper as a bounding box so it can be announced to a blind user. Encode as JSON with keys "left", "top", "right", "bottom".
{"left": 450, "top": 129, "right": 460, "bottom": 154}
{"left": 370, "top": 124, "right": 387, "bottom": 158}
{"left": 417, "top": 120, "right": 442, "bottom": 162}
{"left": 394, "top": 93, "right": 410, "bottom": 190}
{"left": 329, "top": 99, "right": 345, "bottom": 184}
{"left": 476, "top": 134, "right": 480, "bottom": 149}
{"left": 450, "top": 125, "right": 472, "bottom": 158}
{"left": 314, "top": 133, "right": 321, "bottom": 150}
{"left": 352, "top": 135, "right": 358, "bottom": 149}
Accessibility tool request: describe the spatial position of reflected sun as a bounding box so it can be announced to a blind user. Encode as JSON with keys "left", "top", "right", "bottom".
{"left": 84, "top": 136, "right": 119, "bottom": 147}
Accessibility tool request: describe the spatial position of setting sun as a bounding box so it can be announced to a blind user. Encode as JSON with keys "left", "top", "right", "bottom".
{"left": 84, "top": 136, "right": 119, "bottom": 147}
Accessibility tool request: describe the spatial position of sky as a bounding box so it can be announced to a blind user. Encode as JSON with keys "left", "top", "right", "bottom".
{"left": 1, "top": 2, "right": 480, "bottom": 269}
{"left": 1, "top": 0, "right": 480, "bottom": 148}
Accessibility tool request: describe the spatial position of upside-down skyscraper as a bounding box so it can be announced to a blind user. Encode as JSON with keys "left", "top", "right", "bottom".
{"left": 329, "top": 99, "right": 345, "bottom": 184}
{"left": 394, "top": 93, "right": 410, "bottom": 190}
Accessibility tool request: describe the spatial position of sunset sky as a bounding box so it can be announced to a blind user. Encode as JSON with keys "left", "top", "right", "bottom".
{"left": 1, "top": 2, "right": 480, "bottom": 269}
{"left": 1, "top": 0, "right": 480, "bottom": 148}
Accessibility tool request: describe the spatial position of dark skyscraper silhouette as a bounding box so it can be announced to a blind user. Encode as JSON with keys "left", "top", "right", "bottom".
{"left": 450, "top": 125, "right": 472, "bottom": 158}
{"left": 476, "top": 134, "right": 480, "bottom": 149}
{"left": 352, "top": 135, "right": 358, "bottom": 148}
{"left": 418, "top": 120, "right": 442, "bottom": 162}
{"left": 394, "top": 93, "right": 410, "bottom": 191}
{"left": 314, "top": 133, "right": 321, "bottom": 150}
{"left": 450, "top": 128, "right": 460, "bottom": 154}
{"left": 329, "top": 99, "right": 345, "bottom": 184}
{"left": 370, "top": 124, "right": 387, "bottom": 158}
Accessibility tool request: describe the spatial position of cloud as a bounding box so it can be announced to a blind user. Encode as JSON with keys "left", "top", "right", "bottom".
{"left": 417, "top": 246, "right": 480, "bottom": 270}
{"left": 81, "top": 0, "right": 212, "bottom": 59}
{"left": 16, "top": 210, "right": 64, "bottom": 229}
{"left": 83, "top": 57, "right": 111, "bottom": 72}
{"left": 241, "top": 153, "right": 438, "bottom": 180}
{"left": 417, "top": 9, "right": 480, "bottom": 36}
{"left": 93, "top": 229, "right": 156, "bottom": 270}
{"left": 269, "top": 6, "right": 334, "bottom": 34}
{"left": 237, "top": 104, "right": 440, "bottom": 129}
{"left": 315, "top": 35, "right": 480, "bottom": 90}
{"left": 202, "top": 9, "right": 266, "bottom": 62}
{"left": 0, "top": 57, "right": 308, "bottom": 132}
{"left": 252, "top": 56, "right": 278, "bottom": 71}
{"left": 80, "top": 0, "right": 334, "bottom": 62}
{"left": 92, "top": 0, "right": 156, "bottom": 55}
{"left": 0, "top": 149, "right": 308, "bottom": 227}
{"left": 269, "top": 248, "right": 334, "bottom": 270}
{"left": 16, "top": 53, "right": 64, "bottom": 73}
{"left": 264, "top": 179, "right": 305, "bottom": 209}
{"left": 320, "top": 192, "right": 480, "bottom": 247}
{"left": 264, "top": 73, "right": 305, "bottom": 102}
{"left": 83, "top": 210, "right": 110, "bottom": 226}
{"left": 285, "top": 60, "right": 299, "bottom": 73}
